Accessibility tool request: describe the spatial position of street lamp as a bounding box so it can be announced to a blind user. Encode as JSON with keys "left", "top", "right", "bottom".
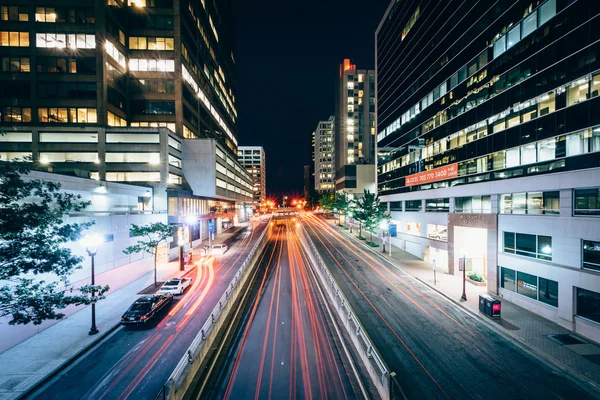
{"left": 380, "top": 221, "right": 389, "bottom": 253}
{"left": 80, "top": 233, "right": 103, "bottom": 335}
{"left": 460, "top": 253, "right": 467, "bottom": 301}
{"left": 348, "top": 212, "right": 353, "bottom": 233}
{"left": 184, "top": 215, "right": 197, "bottom": 270}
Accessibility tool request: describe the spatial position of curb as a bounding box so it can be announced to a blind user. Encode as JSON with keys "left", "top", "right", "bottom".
{"left": 331, "top": 221, "right": 600, "bottom": 397}
{"left": 18, "top": 322, "right": 122, "bottom": 400}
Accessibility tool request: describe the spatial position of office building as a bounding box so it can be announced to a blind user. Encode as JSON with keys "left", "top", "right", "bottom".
{"left": 334, "top": 59, "right": 376, "bottom": 195}
{"left": 0, "top": 0, "right": 253, "bottom": 239}
{"left": 314, "top": 116, "right": 335, "bottom": 193}
{"left": 237, "top": 146, "right": 266, "bottom": 205}
{"left": 377, "top": 0, "right": 600, "bottom": 341}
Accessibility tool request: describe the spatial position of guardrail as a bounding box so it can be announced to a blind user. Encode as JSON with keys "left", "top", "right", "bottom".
{"left": 160, "top": 222, "right": 270, "bottom": 399}
{"left": 297, "top": 224, "right": 392, "bottom": 400}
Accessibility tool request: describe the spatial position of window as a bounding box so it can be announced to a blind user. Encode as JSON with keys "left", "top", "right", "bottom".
{"left": 1, "top": 6, "right": 28, "bottom": 21}
{"left": 493, "top": 36, "right": 505, "bottom": 58}
{"left": 38, "top": 108, "right": 96, "bottom": 123}
{"left": 39, "top": 132, "right": 98, "bottom": 143}
{"left": 168, "top": 137, "right": 181, "bottom": 150}
{"left": 1, "top": 107, "right": 31, "bottom": 122}
{"left": 0, "top": 31, "right": 29, "bottom": 47}
{"left": 577, "top": 288, "right": 600, "bottom": 324}
{"left": 583, "top": 240, "right": 600, "bottom": 272}
{"left": 129, "top": 59, "right": 175, "bottom": 72}
{"left": 517, "top": 271, "right": 538, "bottom": 300}
{"left": 132, "top": 79, "right": 175, "bottom": 94}
{"left": 39, "top": 152, "right": 98, "bottom": 163}
{"left": 425, "top": 198, "right": 449, "bottom": 212}
{"left": 500, "top": 191, "right": 559, "bottom": 215}
{"left": 0, "top": 131, "right": 31, "bottom": 142}
{"left": 501, "top": 267, "right": 516, "bottom": 292}
{"left": 105, "top": 41, "right": 126, "bottom": 68}
{"left": 38, "top": 82, "right": 96, "bottom": 100}
{"left": 130, "top": 121, "right": 175, "bottom": 132}
{"left": 506, "top": 25, "right": 520, "bottom": 50}
{"left": 538, "top": 277, "right": 558, "bottom": 307}
{"left": 131, "top": 100, "right": 175, "bottom": 115}
{"left": 1, "top": 57, "right": 29, "bottom": 72}
{"left": 106, "top": 172, "right": 161, "bottom": 182}
{"left": 107, "top": 111, "right": 127, "bottom": 127}
{"left": 389, "top": 201, "right": 402, "bottom": 211}
{"left": 538, "top": 0, "right": 556, "bottom": 27}
{"left": 521, "top": 11, "right": 537, "bottom": 38}
{"left": 405, "top": 199, "right": 421, "bottom": 212}
{"left": 455, "top": 195, "right": 491, "bottom": 213}
{"left": 565, "top": 129, "right": 600, "bottom": 157}
{"left": 106, "top": 133, "right": 159, "bottom": 143}
{"left": 567, "top": 78, "right": 589, "bottom": 106}
{"left": 574, "top": 188, "right": 600, "bottom": 216}
{"left": 106, "top": 152, "right": 160, "bottom": 164}
{"left": 129, "top": 36, "right": 174, "bottom": 51}
{"left": 503, "top": 231, "right": 552, "bottom": 261}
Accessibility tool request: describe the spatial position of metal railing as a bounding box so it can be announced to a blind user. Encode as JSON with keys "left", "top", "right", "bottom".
{"left": 161, "top": 223, "right": 269, "bottom": 398}
{"left": 297, "top": 225, "right": 391, "bottom": 399}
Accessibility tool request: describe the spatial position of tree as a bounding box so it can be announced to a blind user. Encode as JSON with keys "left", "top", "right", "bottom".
{"left": 0, "top": 158, "right": 108, "bottom": 325}
{"left": 353, "top": 190, "right": 389, "bottom": 244}
{"left": 319, "top": 193, "right": 335, "bottom": 211}
{"left": 124, "top": 222, "right": 175, "bottom": 287}
{"left": 351, "top": 198, "right": 367, "bottom": 239}
{"left": 334, "top": 192, "right": 352, "bottom": 226}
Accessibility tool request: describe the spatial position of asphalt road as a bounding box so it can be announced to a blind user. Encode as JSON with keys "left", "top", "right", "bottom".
{"left": 302, "top": 213, "right": 600, "bottom": 400}
{"left": 206, "top": 220, "right": 357, "bottom": 400}
{"left": 29, "top": 221, "right": 268, "bottom": 400}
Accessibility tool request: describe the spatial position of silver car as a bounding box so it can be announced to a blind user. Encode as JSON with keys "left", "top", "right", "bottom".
{"left": 157, "top": 277, "right": 193, "bottom": 295}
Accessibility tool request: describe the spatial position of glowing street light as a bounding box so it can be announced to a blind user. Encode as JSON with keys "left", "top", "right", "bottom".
{"left": 80, "top": 233, "right": 104, "bottom": 335}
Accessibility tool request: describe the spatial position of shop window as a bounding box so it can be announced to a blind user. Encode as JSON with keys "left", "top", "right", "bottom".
{"left": 574, "top": 188, "right": 600, "bottom": 216}
{"left": 576, "top": 288, "right": 600, "bottom": 324}
{"left": 517, "top": 271, "right": 538, "bottom": 300}
{"left": 538, "top": 278, "right": 558, "bottom": 308}
{"left": 583, "top": 240, "right": 600, "bottom": 272}
{"left": 501, "top": 267, "right": 516, "bottom": 292}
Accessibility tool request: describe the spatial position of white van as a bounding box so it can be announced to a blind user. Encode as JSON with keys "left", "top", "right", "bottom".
{"left": 211, "top": 244, "right": 228, "bottom": 254}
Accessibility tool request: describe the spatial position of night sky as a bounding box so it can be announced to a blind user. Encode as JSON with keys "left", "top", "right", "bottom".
{"left": 233, "top": 0, "right": 391, "bottom": 197}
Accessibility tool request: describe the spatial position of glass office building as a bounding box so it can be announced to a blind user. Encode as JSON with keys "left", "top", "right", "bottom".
{"left": 376, "top": 0, "right": 600, "bottom": 341}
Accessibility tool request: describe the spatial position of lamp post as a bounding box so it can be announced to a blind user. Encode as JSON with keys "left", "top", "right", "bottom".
{"left": 185, "top": 215, "right": 197, "bottom": 269}
{"left": 80, "top": 234, "right": 103, "bottom": 335}
{"left": 380, "top": 221, "right": 388, "bottom": 254}
{"left": 460, "top": 254, "right": 467, "bottom": 301}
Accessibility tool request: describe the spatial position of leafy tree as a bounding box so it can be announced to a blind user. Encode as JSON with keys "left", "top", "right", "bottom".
{"left": 319, "top": 193, "right": 335, "bottom": 211}
{"left": 351, "top": 199, "right": 367, "bottom": 239}
{"left": 124, "top": 222, "right": 175, "bottom": 287}
{"left": 353, "top": 190, "right": 389, "bottom": 244}
{"left": 334, "top": 192, "right": 352, "bottom": 226}
{"left": 0, "top": 158, "right": 108, "bottom": 325}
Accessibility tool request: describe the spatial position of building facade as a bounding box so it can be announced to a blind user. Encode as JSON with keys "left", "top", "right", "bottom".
{"left": 237, "top": 146, "right": 266, "bottom": 205}
{"left": 334, "top": 59, "right": 376, "bottom": 194}
{"left": 314, "top": 116, "right": 335, "bottom": 193}
{"left": 377, "top": 0, "right": 600, "bottom": 341}
{"left": 0, "top": 0, "right": 252, "bottom": 223}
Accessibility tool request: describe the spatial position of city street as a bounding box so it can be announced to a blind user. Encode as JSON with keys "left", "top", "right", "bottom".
{"left": 302, "top": 213, "right": 600, "bottom": 400}
{"left": 205, "top": 220, "right": 358, "bottom": 400}
{"left": 28, "top": 222, "right": 267, "bottom": 400}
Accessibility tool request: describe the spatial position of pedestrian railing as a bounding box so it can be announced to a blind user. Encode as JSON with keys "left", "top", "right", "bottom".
{"left": 297, "top": 224, "right": 392, "bottom": 400}
{"left": 161, "top": 223, "right": 270, "bottom": 399}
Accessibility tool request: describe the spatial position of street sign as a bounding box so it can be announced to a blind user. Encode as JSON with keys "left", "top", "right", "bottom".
{"left": 389, "top": 224, "right": 397, "bottom": 237}
{"left": 208, "top": 221, "right": 215, "bottom": 233}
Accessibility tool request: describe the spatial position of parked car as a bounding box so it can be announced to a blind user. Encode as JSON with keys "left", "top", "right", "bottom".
{"left": 157, "top": 277, "right": 193, "bottom": 295}
{"left": 120, "top": 294, "right": 173, "bottom": 324}
{"left": 211, "top": 243, "right": 228, "bottom": 254}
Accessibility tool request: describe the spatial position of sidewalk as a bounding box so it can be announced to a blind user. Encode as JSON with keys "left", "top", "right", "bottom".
{"left": 333, "top": 221, "right": 600, "bottom": 392}
{"left": 0, "top": 224, "right": 246, "bottom": 400}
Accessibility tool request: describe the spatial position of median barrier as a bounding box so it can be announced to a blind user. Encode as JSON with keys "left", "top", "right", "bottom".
{"left": 159, "top": 222, "right": 272, "bottom": 400}
{"left": 296, "top": 224, "right": 392, "bottom": 400}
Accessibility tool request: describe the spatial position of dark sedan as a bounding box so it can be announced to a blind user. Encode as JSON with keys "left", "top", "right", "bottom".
{"left": 120, "top": 294, "right": 173, "bottom": 324}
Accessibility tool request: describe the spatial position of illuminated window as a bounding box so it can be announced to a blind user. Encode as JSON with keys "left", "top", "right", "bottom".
{"left": 36, "top": 33, "right": 94, "bottom": 49}
{"left": 106, "top": 152, "right": 160, "bottom": 164}
{"left": 1, "top": 57, "right": 30, "bottom": 72}
{"left": 130, "top": 121, "right": 175, "bottom": 132}
{"left": 129, "top": 36, "right": 174, "bottom": 51}
{"left": 38, "top": 107, "right": 96, "bottom": 123}
{"left": 1, "top": 107, "right": 31, "bottom": 122}
{"left": 0, "top": 31, "right": 29, "bottom": 47}
{"left": 105, "top": 41, "right": 126, "bottom": 68}
{"left": 129, "top": 58, "right": 175, "bottom": 72}
{"left": 2, "top": 6, "right": 28, "bottom": 21}
{"left": 35, "top": 7, "right": 56, "bottom": 22}
{"left": 106, "top": 172, "right": 161, "bottom": 182}
{"left": 39, "top": 152, "right": 98, "bottom": 163}
{"left": 107, "top": 111, "right": 127, "bottom": 126}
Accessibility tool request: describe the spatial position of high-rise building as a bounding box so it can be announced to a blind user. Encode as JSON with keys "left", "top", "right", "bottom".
{"left": 0, "top": 0, "right": 253, "bottom": 233}
{"left": 377, "top": 0, "right": 600, "bottom": 341}
{"left": 334, "top": 59, "right": 376, "bottom": 195}
{"left": 238, "top": 146, "right": 266, "bottom": 205}
{"left": 314, "top": 116, "right": 335, "bottom": 193}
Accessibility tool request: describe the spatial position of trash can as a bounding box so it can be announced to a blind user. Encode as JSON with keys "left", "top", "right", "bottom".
{"left": 479, "top": 295, "right": 501, "bottom": 318}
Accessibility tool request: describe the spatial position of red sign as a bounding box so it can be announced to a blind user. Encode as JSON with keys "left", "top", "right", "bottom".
{"left": 405, "top": 163, "right": 458, "bottom": 187}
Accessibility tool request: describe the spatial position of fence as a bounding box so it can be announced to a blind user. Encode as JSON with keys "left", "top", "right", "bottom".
{"left": 297, "top": 224, "right": 393, "bottom": 400}
{"left": 160, "top": 223, "right": 270, "bottom": 400}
